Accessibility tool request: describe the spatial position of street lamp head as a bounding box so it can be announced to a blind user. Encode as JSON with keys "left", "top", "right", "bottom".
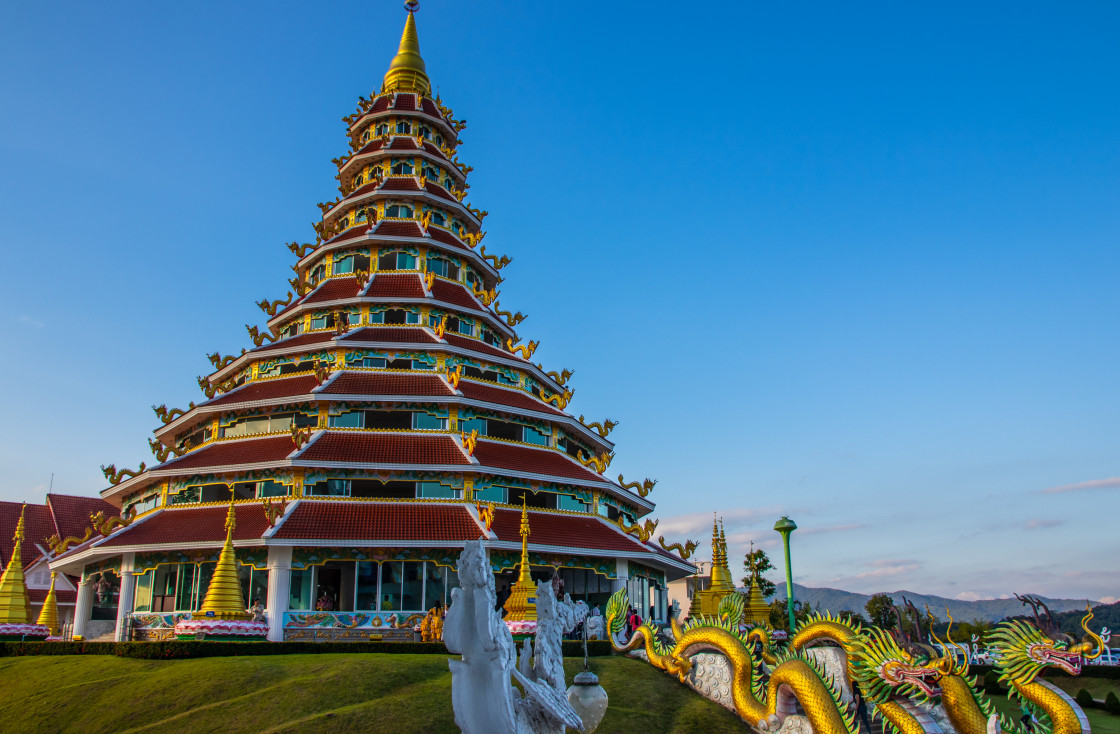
{"left": 774, "top": 516, "right": 797, "bottom": 534}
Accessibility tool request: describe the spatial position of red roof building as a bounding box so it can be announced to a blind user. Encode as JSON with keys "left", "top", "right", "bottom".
{"left": 46, "top": 7, "right": 694, "bottom": 643}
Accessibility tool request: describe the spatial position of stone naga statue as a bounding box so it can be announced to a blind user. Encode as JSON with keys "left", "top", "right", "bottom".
{"left": 444, "top": 540, "right": 585, "bottom": 734}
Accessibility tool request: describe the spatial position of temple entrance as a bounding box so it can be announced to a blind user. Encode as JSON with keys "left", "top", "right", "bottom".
{"left": 315, "top": 565, "right": 342, "bottom": 612}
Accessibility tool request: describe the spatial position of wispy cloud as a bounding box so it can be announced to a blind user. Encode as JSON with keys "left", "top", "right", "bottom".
{"left": 657, "top": 505, "right": 783, "bottom": 537}
{"left": 798, "top": 522, "right": 867, "bottom": 537}
{"left": 1024, "top": 518, "right": 1063, "bottom": 530}
{"left": 18, "top": 315, "right": 44, "bottom": 328}
{"left": 955, "top": 591, "right": 982, "bottom": 601}
{"left": 1040, "top": 477, "right": 1120, "bottom": 494}
{"left": 829, "top": 558, "right": 922, "bottom": 584}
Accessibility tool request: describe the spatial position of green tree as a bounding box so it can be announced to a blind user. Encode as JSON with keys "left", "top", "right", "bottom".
{"left": 1103, "top": 691, "right": 1119, "bottom": 715}
{"left": 741, "top": 545, "right": 776, "bottom": 599}
{"left": 768, "top": 598, "right": 815, "bottom": 633}
{"left": 865, "top": 593, "right": 897, "bottom": 629}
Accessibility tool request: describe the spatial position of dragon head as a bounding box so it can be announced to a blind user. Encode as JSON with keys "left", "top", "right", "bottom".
{"left": 988, "top": 595, "right": 1094, "bottom": 683}
{"left": 852, "top": 627, "right": 945, "bottom": 703}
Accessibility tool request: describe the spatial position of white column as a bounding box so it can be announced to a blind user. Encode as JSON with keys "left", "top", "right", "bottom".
{"left": 612, "top": 558, "right": 629, "bottom": 592}
{"left": 266, "top": 546, "right": 292, "bottom": 642}
{"left": 114, "top": 553, "right": 136, "bottom": 642}
{"left": 73, "top": 574, "right": 94, "bottom": 640}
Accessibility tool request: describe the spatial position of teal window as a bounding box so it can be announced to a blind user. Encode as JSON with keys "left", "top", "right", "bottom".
{"left": 395, "top": 120, "right": 412, "bottom": 134}
{"left": 391, "top": 159, "right": 414, "bottom": 175}
{"left": 306, "top": 479, "right": 350, "bottom": 497}
{"left": 414, "top": 412, "right": 447, "bottom": 430}
{"left": 418, "top": 125, "right": 432, "bottom": 140}
{"left": 175, "top": 565, "right": 197, "bottom": 611}
{"left": 384, "top": 204, "right": 413, "bottom": 219}
{"left": 379, "top": 563, "right": 402, "bottom": 611}
{"left": 133, "top": 571, "right": 154, "bottom": 612}
{"left": 335, "top": 255, "right": 355, "bottom": 274}
{"left": 558, "top": 494, "right": 589, "bottom": 512}
{"left": 356, "top": 562, "right": 379, "bottom": 611}
{"left": 378, "top": 251, "right": 417, "bottom": 270}
{"left": 375, "top": 123, "right": 389, "bottom": 136}
{"left": 523, "top": 426, "right": 549, "bottom": 446}
{"left": 427, "top": 257, "right": 459, "bottom": 280}
{"left": 460, "top": 417, "right": 486, "bottom": 435}
{"left": 289, "top": 569, "right": 314, "bottom": 611}
{"left": 238, "top": 566, "right": 269, "bottom": 609}
{"left": 418, "top": 481, "right": 459, "bottom": 499}
{"left": 473, "top": 485, "right": 506, "bottom": 503}
{"left": 257, "top": 481, "right": 287, "bottom": 498}
{"left": 329, "top": 411, "right": 363, "bottom": 428}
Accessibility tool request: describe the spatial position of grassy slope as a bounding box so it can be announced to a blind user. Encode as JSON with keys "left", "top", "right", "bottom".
{"left": 0, "top": 654, "right": 746, "bottom": 734}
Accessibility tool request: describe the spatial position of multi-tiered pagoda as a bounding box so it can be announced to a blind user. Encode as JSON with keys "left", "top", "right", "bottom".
{"left": 50, "top": 5, "right": 695, "bottom": 642}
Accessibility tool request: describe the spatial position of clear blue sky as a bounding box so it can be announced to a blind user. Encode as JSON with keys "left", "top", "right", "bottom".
{"left": 1, "top": 1, "right": 1117, "bottom": 602}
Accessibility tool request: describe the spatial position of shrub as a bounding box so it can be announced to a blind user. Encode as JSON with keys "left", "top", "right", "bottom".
{"left": 1075, "top": 689, "right": 1094, "bottom": 708}
{"left": 982, "top": 670, "right": 1002, "bottom": 694}
{"left": 1104, "top": 691, "right": 1120, "bottom": 715}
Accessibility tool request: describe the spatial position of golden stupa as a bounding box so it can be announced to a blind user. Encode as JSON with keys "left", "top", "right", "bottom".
{"left": 36, "top": 572, "right": 61, "bottom": 636}
{"left": 742, "top": 541, "right": 772, "bottom": 627}
{"left": 502, "top": 498, "right": 537, "bottom": 623}
{"left": 197, "top": 498, "right": 251, "bottom": 621}
{"left": 688, "top": 517, "right": 737, "bottom": 618}
{"left": 0, "top": 506, "right": 33, "bottom": 624}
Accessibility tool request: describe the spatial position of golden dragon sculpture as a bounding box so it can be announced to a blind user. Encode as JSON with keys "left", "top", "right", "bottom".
{"left": 656, "top": 536, "right": 699, "bottom": 559}
{"left": 460, "top": 428, "right": 479, "bottom": 458}
{"left": 465, "top": 204, "right": 487, "bottom": 221}
{"left": 541, "top": 367, "right": 574, "bottom": 387}
{"left": 576, "top": 450, "right": 614, "bottom": 474}
{"left": 151, "top": 403, "right": 196, "bottom": 424}
{"left": 91, "top": 509, "right": 133, "bottom": 537}
{"left": 492, "top": 301, "right": 526, "bottom": 327}
{"left": 101, "top": 463, "right": 147, "bottom": 485}
{"left": 257, "top": 292, "right": 295, "bottom": 317}
{"left": 620, "top": 518, "right": 658, "bottom": 542}
{"left": 478, "top": 244, "right": 512, "bottom": 270}
{"left": 606, "top": 588, "right": 858, "bottom": 734}
{"left": 578, "top": 416, "right": 616, "bottom": 437}
{"left": 538, "top": 386, "right": 573, "bottom": 410}
{"left": 617, "top": 474, "right": 656, "bottom": 497}
{"left": 286, "top": 241, "right": 316, "bottom": 258}
{"left": 462, "top": 231, "right": 485, "bottom": 248}
{"left": 206, "top": 352, "right": 238, "bottom": 370}
{"left": 197, "top": 375, "right": 237, "bottom": 399}
{"left": 46, "top": 527, "right": 92, "bottom": 555}
{"left": 505, "top": 338, "right": 538, "bottom": 360}
{"left": 246, "top": 324, "right": 279, "bottom": 347}
{"left": 445, "top": 364, "right": 463, "bottom": 390}
{"left": 148, "top": 437, "right": 188, "bottom": 463}
{"left": 471, "top": 282, "right": 499, "bottom": 306}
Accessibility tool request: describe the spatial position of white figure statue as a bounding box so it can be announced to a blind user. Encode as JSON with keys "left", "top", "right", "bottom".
{"left": 444, "top": 540, "right": 585, "bottom": 734}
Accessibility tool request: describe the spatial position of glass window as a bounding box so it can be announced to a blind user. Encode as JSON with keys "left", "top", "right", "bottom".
{"left": 413, "top": 412, "right": 446, "bottom": 430}
{"left": 460, "top": 417, "right": 486, "bottom": 435}
{"left": 391, "top": 159, "right": 414, "bottom": 175}
{"left": 335, "top": 254, "right": 355, "bottom": 274}
{"left": 379, "top": 562, "right": 402, "bottom": 611}
{"left": 424, "top": 563, "right": 448, "bottom": 609}
{"left": 360, "top": 129, "right": 370, "bottom": 143}
{"left": 431, "top": 211, "right": 447, "bottom": 226}
{"left": 196, "top": 563, "right": 215, "bottom": 610}
{"left": 329, "top": 411, "right": 363, "bottom": 428}
{"left": 257, "top": 480, "right": 287, "bottom": 498}
{"left": 418, "top": 125, "right": 432, "bottom": 140}
{"left": 175, "top": 564, "right": 197, "bottom": 611}
{"left": 402, "top": 562, "right": 423, "bottom": 610}
{"left": 239, "top": 567, "right": 269, "bottom": 610}
{"left": 558, "top": 494, "right": 589, "bottom": 512}
{"left": 170, "top": 487, "right": 200, "bottom": 505}
{"left": 417, "top": 481, "right": 459, "bottom": 499}
{"left": 375, "top": 123, "right": 389, "bottom": 136}
{"left": 133, "top": 571, "right": 153, "bottom": 612}
{"left": 289, "top": 569, "right": 314, "bottom": 611}
{"left": 523, "top": 426, "right": 549, "bottom": 446}
{"left": 457, "top": 319, "right": 474, "bottom": 336}
{"left": 395, "top": 120, "right": 412, "bottom": 134}
{"left": 356, "top": 562, "right": 379, "bottom": 611}
{"left": 384, "top": 204, "right": 413, "bottom": 219}
{"left": 473, "top": 485, "right": 506, "bottom": 504}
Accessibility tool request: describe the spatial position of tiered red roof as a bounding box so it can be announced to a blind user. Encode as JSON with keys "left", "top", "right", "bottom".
{"left": 365, "top": 272, "right": 425, "bottom": 298}
{"left": 471, "top": 440, "right": 604, "bottom": 482}
{"left": 207, "top": 375, "right": 319, "bottom": 407}
{"left": 304, "top": 277, "right": 362, "bottom": 305}
{"left": 29, "top": 587, "right": 77, "bottom": 605}
{"left": 46, "top": 494, "right": 117, "bottom": 540}
{"left": 381, "top": 177, "right": 421, "bottom": 192}
{"left": 251, "top": 331, "right": 336, "bottom": 353}
{"left": 370, "top": 97, "right": 390, "bottom": 113}
{"left": 389, "top": 137, "right": 418, "bottom": 151}
{"left": 321, "top": 372, "right": 453, "bottom": 397}
{"left": 352, "top": 139, "right": 385, "bottom": 156}
{"left": 341, "top": 327, "right": 437, "bottom": 344}
{"left": 443, "top": 333, "right": 516, "bottom": 361}
{"left": 99, "top": 504, "right": 272, "bottom": 547}
{"left": 160, "top": 436, "right": 298, "bottom": 471}
{"left": 431, "top": 280, "right": 481, "bottom": 310}
{"left": 420, "top": 98, "right": 440, "bottom": 117}
{"left": 393, "top": 93, "right": 416, "bottom": 111}
{"left": 424, "top": 181, "right": 455, "bottom": 202}
{"left": 426, "top": 227, "right": 467, "bottom": 251}
{"left": 327, "top": 224, "right": 372, "bottom": 244}
{"left": 273, "top": 501, "right": 482, "bottom": 542}
{"left": 297, "top": 432, "right": 469, "bottom": 465}
{"left": 458, "top": 380, "right": 563, "bottom": 416}
{"left": 489, "top": 508, "right": 648, "bottom": 553}
{"left": 373, "top": 220, "right": 423, "bottom": 237}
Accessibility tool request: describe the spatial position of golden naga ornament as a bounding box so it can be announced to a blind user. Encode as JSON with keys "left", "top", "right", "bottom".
{"left": 478, "top": 244, "right": 512, "bottom": 270}
{"left": 461, "top": 428, "right": 479, "bottom": 457}
{"left": 288, "top": 275, "right": 311, "bottom": 297}
{"left": 198, "top": 375, "right": 236, "bottom": 399}
{"left": 618, "top": 475, "right": 657, "bottom": 498}
{"left": 465, "top": 204, "right": 487, "bottom": 221}
{"left": 621, "top": 518, "right": 658, "bottom": 542}
{"left": 152, "top": 403, "right": 196, "bottom": 424}
{"left": 314, "top": 360, "right": 333, "bottom": 385}
{"left": 148, "top": 438, "right": 187, "bottom": 463}
{"left": 542, "top": 367, "right": 574, "bottom": 386}
{"left": 578, "top": 416, "right": 616, "bottom": 437}
{"left": 101, "top": 463, "right": 147, "bottom": 485}
{"left": 355, "top": 268, "right": 372, "bottom": 289}
{"left": 505, "top": 338, "right": 539, "bottom": 360}
{"left": 538, "top": 386, "right": 574, "bottom": 410}
{"left": 476, "top": 501, "right": 495, "bottom": 531}
{"left": 433, "top": 314, "right": 448, "bottom": 339}
{"left": 263, "top": 498, "right": 288, "bottom": 528}
{"left": 257, "top": 292, "right": 294, "bottom": 317}
{"left": 461, "top": 231, "right": 485, "bottom": 248}
{"left": 291, "top": 423, "right": 313, "bottom": 449}
{"left": 577, "top": 450, "right": 614, "bottom": 474}
{"left": 91, "top": 509, "right": 133, "bottom": 537}
{"left": 207, "top": 352, "right": 237, "bottom": 370}
{"left": 424, "top": 271, "right": 435, "bottom": 290}
{"left": 445, "top": 364, "right": 462, "bottom": 389}
{"left": 471, "top": 282, "right": 498, "bottom": 306}
{"left": 657, "top": 536, "right": 699, "bottom": 560}
{"left": 331, "top": 154, "right": 350, "bottom": 170}
{"left": 492, "top": 301, "right": 526, "bottom": 327}
{"left": 46, "top": 527, "right": 93, "bottom": 555}
{"left": 246, "top": 324, "right": 279, "bottom": 347}
{"left": 286, "top": 241, "right": 316, "bottom": 258}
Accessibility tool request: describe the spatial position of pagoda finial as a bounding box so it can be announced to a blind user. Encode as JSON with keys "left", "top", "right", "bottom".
{"left": 0, "top": 505, "right": 33, "bottom": 624}
{"left": 195, "top": 493, "right": 251, "bottom": 621}
{"left": 36, "top": 572, "right": 60, "bottom": 636}
{"left": 503, "top": 497, "right": 538, "bottom": 622}
{"left": 383, "top": 2, "right": 432, "bottom": 96}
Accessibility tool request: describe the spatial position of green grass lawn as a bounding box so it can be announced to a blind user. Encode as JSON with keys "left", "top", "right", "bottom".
{"left": 0, "top": 653, "right": 747, "bottom": 734}
{"left": 1042, "top": 676, "right": 1119, "bottom": 703}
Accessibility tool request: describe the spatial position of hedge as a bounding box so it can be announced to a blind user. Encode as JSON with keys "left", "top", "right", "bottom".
{"left": 968, "top": 665, "right": 1120, "bottom": 681}
{"left": 0, "top": 639, "right": 614, "bottom": 659}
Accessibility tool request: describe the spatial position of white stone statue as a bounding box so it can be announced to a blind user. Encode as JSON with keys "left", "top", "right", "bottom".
{"left": 585, "top": 607, "right": 605, "bottom": 640}
{"left": 444, "top": 540, "right": 585, "bottom": 734}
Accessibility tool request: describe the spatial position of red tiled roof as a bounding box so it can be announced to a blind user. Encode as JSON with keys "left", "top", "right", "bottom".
{"left": 46, "top": 494, "right": 117, "bottom": 540}
{"left": 0, "top": 502, "right": 56, "bottom": 568}
{"left": 206, "top": 375, "right": 319, "bottom": 407}
{"left": 458, "top": 381, "right": 563, "bottom": 416}
{"left": 426, "top": 227, "right": 467, "bottom": 251}
{"left": 327, "top": 224, "right": 371, "bottom": 244}
{"left": 381, "top": 177, "right": 421, "bottom": 192}
{"left": 365, "top": 272, "right": 425, "bottom": 299}
{"left": 321, "top": 372, "right": 454, "bottom": 397}
{"left": 471, "top": 441, "right": 604, "bottom": 483}
{"left": 99, "top": 504, "right": 270, "bottom": 547}
{"left": 250, "top": 331, "right": 336, "bottom": 353}
{"left": 393, "top": 93, "right": 416, "bottom": 111}
{"left": 424, "top": 181, "right": 456, "bottom": 202}
{"left": 422, "top": 141, "right": 446, "bottom": 158}
{"left": 304, "top": 277, "right": 361, "bottom": 305}
{"left": 297, "top": 432, "right": 469, "bottom": 465}
{"left": 431, "top": 280, "right": 481, "bottom": 310}
{"left": 490, "top": 509, "right": 648, "bottom": 553}
{"left": 273, "top": 501, "right": 482, "bottom": 542}
{"left": 373, "top": 220, "right": 422, "bottom": 238}
{"left": 159, "top": 436, "right": 297, "bottom": 471}
{"left": 346, "top": 180, "right": 381, "bottom": 199}
{"left": 29, "top": 587, "right": 77, "bottom": 605}
{"left": 443, "top": 333, "right": 516, "bottom": 361}
{"left": 389, "top": 137, "right": 418, "bottom": 150}
{"left": 420, "top": 98, "right": 440, "bottom": 117}
{"left": 352, "top": 139, "right": 384, "bottom": 156}
{"left": 340, "top": 327, "right": 437, "bottom": 344}
{"left": 370, "top": 97, "right": 390, "bottom": 113}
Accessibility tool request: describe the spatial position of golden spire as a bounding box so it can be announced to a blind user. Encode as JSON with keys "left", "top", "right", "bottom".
{"left": 382, "top": 2, "right": 432, "bottom": 96}
{"left": 0, "top": 505, "right": 33, "bottom": 624}
{"left": 196, "top": 497, "right": 251, "bottom": 621}
{"left": 744, "top": 540, "right": 770, "bottom": 627}
{"left": 36, "top": 572, "right": 59, "bottom": 636}
{"left": 502, "top": 497, "right": 537, "bottom": 622}
{"left": 708, "top": 514, "right": 735, "bottom": 591}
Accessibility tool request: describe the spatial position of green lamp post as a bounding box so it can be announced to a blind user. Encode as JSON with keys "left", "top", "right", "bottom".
{"left": 773, "top": 516, "right": 797, "bottom": 632}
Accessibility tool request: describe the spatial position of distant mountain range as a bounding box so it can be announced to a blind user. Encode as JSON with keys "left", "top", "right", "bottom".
{"left": 773, "top": 582, "right": 1100, "bottom": 623}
